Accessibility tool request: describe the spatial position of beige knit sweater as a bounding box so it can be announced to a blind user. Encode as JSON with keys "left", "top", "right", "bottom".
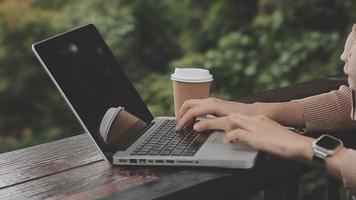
{"left": 295, "top": 85, "right": 356, "bottom": 194}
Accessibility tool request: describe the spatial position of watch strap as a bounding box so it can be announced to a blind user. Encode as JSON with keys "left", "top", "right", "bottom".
{"left": 312, "top": 154, "right": 326, "bottom": 170}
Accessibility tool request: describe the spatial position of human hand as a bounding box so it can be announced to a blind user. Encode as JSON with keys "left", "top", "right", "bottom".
{"left": 175, "top": 98, "right": 305, "bottom": 132}
{"left": 194, "top": 113, "right": 350, "bottom": 181}
{"left": 193, "top": 113, "right": 314, "bottom": 161}
{"left": 175, "top": 97, "right": 255, "bottom": 131}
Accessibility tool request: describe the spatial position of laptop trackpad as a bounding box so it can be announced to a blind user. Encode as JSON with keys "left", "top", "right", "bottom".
{"left": 210, "top": 132, "right": 254, "bottom": 150}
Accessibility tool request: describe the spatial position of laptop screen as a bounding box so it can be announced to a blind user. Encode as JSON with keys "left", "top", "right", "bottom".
{"left": 33, "top": 24, "right": 154, "bottom": 162}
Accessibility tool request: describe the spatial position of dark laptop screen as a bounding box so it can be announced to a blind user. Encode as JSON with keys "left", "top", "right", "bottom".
{"left": 33, "top": 24, "right": 154, "bottom": 162}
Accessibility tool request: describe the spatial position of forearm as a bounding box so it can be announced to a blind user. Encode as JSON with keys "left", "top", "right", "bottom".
{"left": 251, "top": 101, "right": 305, "bottom": 128}
{"left": 292, "top": 85, "right": 355, "bottom": 132}
{"left": 248, "top": 100, "right": 347, "bottom": 178}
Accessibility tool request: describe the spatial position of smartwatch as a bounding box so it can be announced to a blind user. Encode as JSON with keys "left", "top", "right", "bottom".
{"left": 312, "top": 134, "right": 343, "bottom": 169}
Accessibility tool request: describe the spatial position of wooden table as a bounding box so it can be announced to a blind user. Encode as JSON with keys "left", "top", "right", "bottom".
{"left": 1, "top": 75, "right": 354, "bottom": 200}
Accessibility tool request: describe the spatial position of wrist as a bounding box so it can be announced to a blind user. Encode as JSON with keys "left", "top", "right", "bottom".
{"left": 250, "top": 102, "right": 276, "bottom": 118}
{"left": 295, "top": 136, "right": 315, "bottom": 162}
{"left": 263, "top": 101, "right": 305, "bottom": 128}
{"left": 251, "top": 102, "right": 289, "bottom": 123}
{"left": 325, "top": 147, "right": 348, "bottom": 178}
{"left": 305, "top": 135, "right": 347, "bottom": 177}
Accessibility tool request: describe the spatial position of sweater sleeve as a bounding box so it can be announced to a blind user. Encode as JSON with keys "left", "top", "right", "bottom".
{"left": 341, "top": 149, "right": 356, "bottom": 195}
{"left": 293, "top": 85, "right": 356, "bottom": 132}
{"left": 293, "top": 85, "right": 356, "bottom": 194}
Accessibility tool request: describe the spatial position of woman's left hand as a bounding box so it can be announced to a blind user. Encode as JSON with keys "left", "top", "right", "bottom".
{"left": 193, "top": 113, "right": 314, "bottom": 161}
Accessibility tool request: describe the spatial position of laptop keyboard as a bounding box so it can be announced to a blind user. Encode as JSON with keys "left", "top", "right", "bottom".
{"left": 130, "top": 119, "right": 209, "bottom": 156}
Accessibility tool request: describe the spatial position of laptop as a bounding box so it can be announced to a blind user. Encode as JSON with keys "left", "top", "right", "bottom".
{"left": 32, "top": 24, "right": 258, "bottom": 168}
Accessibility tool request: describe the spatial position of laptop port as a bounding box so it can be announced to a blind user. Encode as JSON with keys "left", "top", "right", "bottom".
{"left": 177, "top": 160, "right": 193, "bottom": 164}
{"left": 155, "top": 160, "right": 164, "bottom": 163}
{"left": 129, "top": 159, "right": 137, "bottom": 163}
{"left": 139, "top": 159, "right": 146, "bottom": 164}
{"left": 166, "top": 160, "right": 174, "bottom": 164}
{"left": 148, "top": 160, "right": 154, "bottom": 163}
{"left": 118, "top": 159, "right": 128, "bottom": 163}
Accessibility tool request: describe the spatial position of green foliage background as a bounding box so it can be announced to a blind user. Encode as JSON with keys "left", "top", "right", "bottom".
{"left": 1, "top": 0, "right": 356, "bottom": 198}
{"left": 1, "top": 0, "right": 355, "bottom": 154}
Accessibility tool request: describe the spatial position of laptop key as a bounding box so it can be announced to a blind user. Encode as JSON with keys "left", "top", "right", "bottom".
{"left": 192, "top": 133, "right": 209, "bottom": 146}
{"left": 137, "top": 151, "right": 149, "bottom": 155}
{"left": 132, "top": 120, "right": 206, "bottom": 157}
{"left": 140, "top": 147, "right": 152, "bottom": 151}
{"left": 171, "top": 149, "right": 185, "bottom": 156}
{"left": 159, "top": 150, "right": 172, "bottom": 156}
{"left": 146, "top": 143, "right": 155, "bottom": 149}
{"left": 148, "top": 150, "right": 160, "bottom": 155}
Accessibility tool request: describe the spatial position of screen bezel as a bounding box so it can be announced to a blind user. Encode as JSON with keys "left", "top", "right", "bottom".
{"left": 315, "top": 135, "right": 342, "bottom": 151}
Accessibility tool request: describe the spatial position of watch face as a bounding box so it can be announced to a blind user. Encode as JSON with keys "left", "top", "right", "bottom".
{"left": 316, "top": 135, "right": 341, "bottom": 150}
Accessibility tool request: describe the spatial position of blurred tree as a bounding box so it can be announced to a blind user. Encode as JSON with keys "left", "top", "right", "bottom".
{"left": 134, "top": 73, "right": 174, "bottom": 116}
{"left": 198, "top": 0, "right": 258, "bottom": 51}
{"left": 63, "top": 0, "right": 182, "bottom": 79}
{"left": 30, "top": 0, "right": 71, "bottom": 9}
{"left": 0, "top": 0, "right": 355, "bottom": 157}
{"left": 172, "top": 0, "right": 347, "bottom": 98}
{"left": 130, "top": 0, "right": 182, "bottom": 73}
{"left": 0, "top": 0, "right": 82, "bottom": 152}
{"left": 289, "top": 0, "right": 350, "bottom": 32}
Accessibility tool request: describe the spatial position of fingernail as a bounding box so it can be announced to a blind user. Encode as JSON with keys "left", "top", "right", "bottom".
{"left": 193, "top": 123, "right": 200, "bottom": 131}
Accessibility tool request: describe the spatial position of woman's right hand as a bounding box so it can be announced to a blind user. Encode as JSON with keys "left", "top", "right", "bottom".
{"left": 175, "top": 97, "right": 255, "bottom": 131}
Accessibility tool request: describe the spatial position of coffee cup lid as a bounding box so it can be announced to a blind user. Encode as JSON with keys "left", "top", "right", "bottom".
{"left": 170, "top": 68, "right": 213, "bottom": 83}
{"left": 99, "top": 106, "right": 124, "bottom": 143}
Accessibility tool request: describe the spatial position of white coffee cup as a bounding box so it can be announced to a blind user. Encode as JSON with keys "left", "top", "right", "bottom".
{"left": 171, "top": 68, "right": 213, "bottom": 116}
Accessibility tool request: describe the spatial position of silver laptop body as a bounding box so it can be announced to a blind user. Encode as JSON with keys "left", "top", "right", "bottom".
{"left": 32, "top": 24, "right": 258, "bottom": 169}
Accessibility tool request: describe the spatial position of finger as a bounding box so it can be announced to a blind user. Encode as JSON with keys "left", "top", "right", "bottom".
{"left": 193, "top": 113, "right": 252, "bottom": 132}
{"left": 176, "top": 104, "right": 216, "bottom": 131}
{"left": 193, "top": 116, "right": 233, "bottom": 132}
{"left": 185, "top": 117, "right": 196, "bottom": 130}
{"left": 226, "top": 113, "right": 257, "bottom": 131}
{"left": 176, "top": 99, "right": 201, "bottom": 121}
{"left": 223, "top": 129, "right": 250, "bottom": 143}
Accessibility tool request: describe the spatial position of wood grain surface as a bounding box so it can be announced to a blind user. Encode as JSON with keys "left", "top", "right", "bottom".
{"left": 0, "top": 134, "right": 174, "bottom": 199}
